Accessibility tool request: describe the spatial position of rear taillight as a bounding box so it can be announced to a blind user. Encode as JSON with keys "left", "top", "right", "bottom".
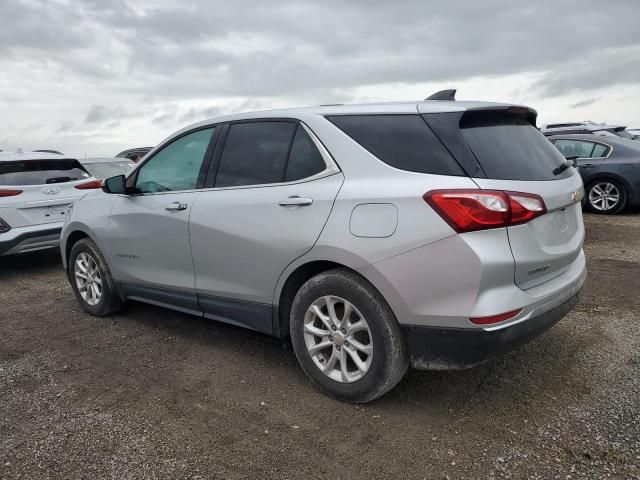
{"left": 0, "top": 189, "right": 23, "bottom": 197}
{"left": 74, "top": 179, "right": 103, "bottom": 190}
{"left": 423, "top": 189, "right": 546, "bottom": 233}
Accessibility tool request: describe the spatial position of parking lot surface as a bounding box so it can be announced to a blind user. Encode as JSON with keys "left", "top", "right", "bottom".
{"left": 1, "top": 214, "right": 639, "bottom": 479}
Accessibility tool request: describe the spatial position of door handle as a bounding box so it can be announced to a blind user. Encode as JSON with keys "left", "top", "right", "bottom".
{"left": 581, "top": 164, "right": 597, "bottom": 168}
{"left": 278, "top": 196, "right": 313, "bottom": 207}
{"left": 165, "top": 202, "right": 188, "bottom": 211}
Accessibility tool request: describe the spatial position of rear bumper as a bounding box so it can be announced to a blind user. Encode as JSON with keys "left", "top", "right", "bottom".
{"left": 402, "top": 292, "right": 580, "bottom": 370}
{"left": 0, "top": 223, "right": 63, "bottom": 256}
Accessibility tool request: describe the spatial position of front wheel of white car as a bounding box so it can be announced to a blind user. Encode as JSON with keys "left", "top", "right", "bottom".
{"left": 290, "top": 269, "right": 408, "bottom": 403}
{"left": 69, "top": 238, "right": 124, "bottom": 317}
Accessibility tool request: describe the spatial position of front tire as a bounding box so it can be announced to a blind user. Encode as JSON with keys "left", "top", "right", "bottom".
{"left": 586, "top": 179, "right": 626, "bottom": 214}
{"left": 69, "top": 238, "right": 124, "bottom": 316}
{"left": 290, "top": 269, "right": 408, "bottom": 403}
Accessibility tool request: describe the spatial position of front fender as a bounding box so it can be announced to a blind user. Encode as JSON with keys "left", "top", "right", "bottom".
{"left": 61, "top": 192, "right": 116, "bottom": 272}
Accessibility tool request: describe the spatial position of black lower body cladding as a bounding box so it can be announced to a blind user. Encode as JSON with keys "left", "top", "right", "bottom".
{"left": 402, "top": 293, "right": 580, "bottom": 370}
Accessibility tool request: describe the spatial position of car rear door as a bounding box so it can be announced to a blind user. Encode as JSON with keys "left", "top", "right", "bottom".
{"left": 189, "top": 120, "right": 343, "bottom": 334}
{"left": 422, "top": 108, "right": 585, "bottom": 290}
{"left": 107, "top": 127, "right": 217, "bottom": 306}
{"left": 552, "top": 138, "right": 610, "bottom": 185}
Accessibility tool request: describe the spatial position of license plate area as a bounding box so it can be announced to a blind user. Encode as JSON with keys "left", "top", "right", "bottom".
{"left": 28, "top": 204, "right": 70, "bottom": 223}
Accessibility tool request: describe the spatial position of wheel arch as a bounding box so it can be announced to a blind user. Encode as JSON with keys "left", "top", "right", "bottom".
{"left": 64, "top": 229, "right": 91, "bottom": 269}
{"left": 273, "top": 248, "right": 394, "bottom": 339}
{"left": 585, "top": 172, "right": 632, "bottom": 194}
{"left": 585, "top": 173, "right": 631, "bottom": 212}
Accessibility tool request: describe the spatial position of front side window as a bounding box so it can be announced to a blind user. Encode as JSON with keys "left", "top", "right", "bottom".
{"left": 215, "top": 122, "right": 297, "bottom": 187}
{"left": 135, "top": 128, "right": 214, "bottom": 193}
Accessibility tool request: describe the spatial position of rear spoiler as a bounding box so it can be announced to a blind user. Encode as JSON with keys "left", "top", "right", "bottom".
{"left": 461, "top": 105, "right": 538, "bottom": 127}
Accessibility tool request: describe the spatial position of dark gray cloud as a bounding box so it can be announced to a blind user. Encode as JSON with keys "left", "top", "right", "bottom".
{"left": 85, "top": 105, "right": 124, "bottom": 123}
{"left": 3, "top": 0, "right": 639, "bottom": 99}
{"left": 1, "top": 0, "right": 639, "bottom": 156}
{"left": 570, "top": 98, "right": 600, "bottom": 109}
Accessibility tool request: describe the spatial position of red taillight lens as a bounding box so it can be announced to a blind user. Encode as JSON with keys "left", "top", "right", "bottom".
{"left": 424, "top": 190, "right": 509, "bottom": 233}
{"left": 507, "top": 192, "right": 546, "bottom": 225}
{"left": 74, "top": 179, "right": 103, "bottom": 190}
{"left": 0, "top": 189, "right": 23, "bottom": 197}
{"left": 470, "top": 308, "right": 522, "bottom": 325}
{"left": 423, "top": 189, "right": 546, "bottom": 233}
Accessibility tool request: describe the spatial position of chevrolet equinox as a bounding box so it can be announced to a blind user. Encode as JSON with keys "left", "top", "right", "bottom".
{"left": 61, "top": 93, "right": 586, "bottom": 402}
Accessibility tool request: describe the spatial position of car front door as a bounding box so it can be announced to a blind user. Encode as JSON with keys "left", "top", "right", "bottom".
{"left": 188, "top": 120, "right": 343, "bottom": 334}
{"left": 107, "top": 127, "right": 217, "bottom": 312}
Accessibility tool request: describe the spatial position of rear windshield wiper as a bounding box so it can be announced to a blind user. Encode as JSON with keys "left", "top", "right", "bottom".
{"left": 552, "top": 156, "right": 579, "bottom": 176}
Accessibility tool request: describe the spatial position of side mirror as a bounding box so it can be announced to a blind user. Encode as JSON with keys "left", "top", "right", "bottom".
{"left": 102, "top": 175, "right": 126, "bottom": 194}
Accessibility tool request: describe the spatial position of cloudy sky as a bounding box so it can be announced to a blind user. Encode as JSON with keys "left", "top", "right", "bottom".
{"left": 1, "top": 0, "right": 639, "bottom": 157}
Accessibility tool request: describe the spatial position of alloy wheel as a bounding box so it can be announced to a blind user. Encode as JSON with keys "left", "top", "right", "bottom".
{"left": 74, "top": 252, "right": 102, "bottom": 306}
{"left": 303, "top": 295, "right": 373, "bottom": 383}
{"left": 589, "top": 182, "right": 620, "bottom": 212}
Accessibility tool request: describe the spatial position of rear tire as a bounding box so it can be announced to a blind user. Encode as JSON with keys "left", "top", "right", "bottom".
{"left": 69, "top": 238, "right": 124, "bottom": 316}
{"left": 290, "top": 269, "right": 408, "bottom": 403}
{"left": 586, "top": 179, "right": 626, "bottom": 214}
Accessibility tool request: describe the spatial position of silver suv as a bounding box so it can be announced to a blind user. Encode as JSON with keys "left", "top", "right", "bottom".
{"left": 61, "top": 96, "right": 586, "bottom": 402}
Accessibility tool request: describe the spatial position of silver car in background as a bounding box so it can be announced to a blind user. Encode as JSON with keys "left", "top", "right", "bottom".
{"left": 61, "top": 95, "right": 586, "bottom": 402}
{"left": 0, "top": 151, "right": 101, "bottom": 256}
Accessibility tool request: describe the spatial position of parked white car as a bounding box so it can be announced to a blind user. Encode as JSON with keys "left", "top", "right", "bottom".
{"left": 0, "top": 151, "right": 101, "bottom": 256}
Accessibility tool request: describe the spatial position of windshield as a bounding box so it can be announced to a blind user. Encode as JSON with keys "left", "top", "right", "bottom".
{"left": 0, "top": 159, "right": 90, "bottom": 186}
{"left": 83, "top": 161, "right": 134, "bottom": 179}
{"left": 460, "top": 114, "right": 572, "bottom": 180}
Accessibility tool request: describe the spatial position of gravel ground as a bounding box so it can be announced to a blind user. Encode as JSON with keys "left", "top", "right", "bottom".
{"left": 1, "top": 213, "right": 639, "bottom": 479}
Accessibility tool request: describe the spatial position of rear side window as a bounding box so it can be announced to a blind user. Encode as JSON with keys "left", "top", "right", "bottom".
{"left": 216, "top": 122, "right": 297, "bottom": 187}
{"left": 0, "top": 159, "right": 90, "bottom": 186}
{"left": 460, "top": 114, "right": 571, "bottom": 180}
{"left": 285, "top": 126, "right": 326, "bottom": 181}
{"left": 327, "top": 115, "right": 464, "bottom": 176}
{"left": 591, "top": 143, "right": 610, "bottom": 157}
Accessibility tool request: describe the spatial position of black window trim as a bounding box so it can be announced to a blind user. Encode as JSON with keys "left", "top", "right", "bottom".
{"left": 125, "top": 124, "right": 220, "bottom": 195}
{"left": 201, "top": 117, "right": 339, "bottom": 191}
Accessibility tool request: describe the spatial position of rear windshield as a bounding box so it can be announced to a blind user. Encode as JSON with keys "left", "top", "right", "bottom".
{"left": 460, "top": 113, "right": 571, "bottom": 180}
{"left": 612, "top": 129, "right": 635, "bottom": 140}
{"left": 0, "top": 159, "right": 90, "bottom": 186}
{"left": 83, "top": 161, "right": 134, "bottom": 179}
{"left": 327, "top": 115, "right": 465, "bottom": 176}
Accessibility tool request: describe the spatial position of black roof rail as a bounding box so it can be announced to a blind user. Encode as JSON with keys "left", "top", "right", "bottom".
{"left": 425, "top": 89, "right": 456, "bottom": 101}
